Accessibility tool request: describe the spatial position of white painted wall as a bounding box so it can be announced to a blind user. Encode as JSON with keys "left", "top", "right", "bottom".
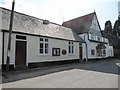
{"left": 106, "top": 45, "right": 114, "bottom": 57}
{"left": 79, "top": 34, "right": 87, "bottom": 60}
{"left": 89, "top": 15, "right": 102, "bottom": 37}
{"left": 28, "top": 35, "right": 79, "bottom": 63}
{"left": 0, "top": 33, "right": 2, "bottom": 68}
{"left": 78, "top": 14, "right": 114, "bottom": 59}
{"left": 0, "top": 8, "right": 2, "bottom": 69}
{"left": 87, "top": 40, "right": 113, "bottom": 59}
{"left": 81, "top": 43, "right": 87, "bottom": 60}
{"left": 3, "top": 32, "right": 80, "bottom": 65}
{"left": 79, "top": 33, "right": 88, "bottom": 41}
{"left": 87, "top": 41, "right": 101, "bottom": 59}
{"left": 79, "top": 33, "right": 114, "bottom": 59}
{"left": 4, "top": 33, "right": 16, "bottom": 65}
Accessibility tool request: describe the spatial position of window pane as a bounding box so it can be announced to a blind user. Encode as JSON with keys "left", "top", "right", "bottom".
{"left": 45, "top": 43, "right": 48, "bottom": 49}
{"left": 45, "top": 49, "right": 48, "bottom": 54}
{"left": 40, "top": 43, "right": 43, "bottom": 48}
{"left": 68, "top": 42, "right": 70, "bottom": 44}
{"left": 72, "top": 49, "right": 74, "bottom": 54}
{"left": 45, "top": 39, "right": 48, "bottom": 42}
{"left": 40, "top": 38, "right": 43, "bottom": 41}
{"left": 72, "top": 46, "right": 74, "bottom": 50}
{"left": 91, "top": 50, "right": 95, "bottom": 55}
{"left": 40, "top": 43, "right": 43, "bottom": 54}
{"left": 98, "top": 37, "right": 100, "bottom": 41}
{"left": 69, "top": 46, "right": 71, "bottom": 53}
{"left": 72, "top": 46, "right": 74, "bottom": 53}
{"left": 103, "top": 50, "right": 106, "bottom": 55}
{"left": 40, "top": 49, "right": 43, "bottom": 54}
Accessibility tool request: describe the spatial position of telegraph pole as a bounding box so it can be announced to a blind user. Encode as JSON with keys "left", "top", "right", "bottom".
{"left": 6, "top": 0, "right": 15, "bottom": 71}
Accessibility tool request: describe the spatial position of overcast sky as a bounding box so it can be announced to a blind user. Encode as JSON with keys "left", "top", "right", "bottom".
{"left": 0, "top": 0, "right": 119, "bottom": 30}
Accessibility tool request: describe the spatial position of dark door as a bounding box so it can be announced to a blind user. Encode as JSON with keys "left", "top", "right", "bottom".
{"left": 79, "top": 46, "right": 83, "bottom": 60}
{"left": 15, "top": 41, "right": 26, "bottom": 66}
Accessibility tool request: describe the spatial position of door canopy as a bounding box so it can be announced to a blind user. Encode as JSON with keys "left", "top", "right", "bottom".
{"left": 96, "top": 43, "right": 106, "bottom": 49}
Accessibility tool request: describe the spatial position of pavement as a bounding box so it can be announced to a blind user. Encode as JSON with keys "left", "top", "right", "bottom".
{"left": 2, "top": 59, "right": 120, "bottom": 88}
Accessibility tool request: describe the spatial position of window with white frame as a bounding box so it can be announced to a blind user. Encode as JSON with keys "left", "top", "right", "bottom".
{"left": 39, "top": 38, "right": 49, "bottom": 54}
{"left": 91, "top": 34, "right": 94, "bottom": 40}
{"left": 68, "top": 42, "right": 74, "bottom": 54}
{"left": 91, "top": 49, "right": 95, "bottom": 55}
{"left": 97, "top": 36, "right": 100, "bottom": 41}
{"left": 103, "top": 49, "right": 106, "bottom": 56}
{"left": 89, "top": 34, "right": 94, "bottom": 40}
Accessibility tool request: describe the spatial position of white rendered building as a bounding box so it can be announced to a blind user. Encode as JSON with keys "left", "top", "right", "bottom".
{"left": 0, "top": 7, "right": 85, "bottom": 69}
{"left": 63, "top": 12, "right": 114, "bottom": 60}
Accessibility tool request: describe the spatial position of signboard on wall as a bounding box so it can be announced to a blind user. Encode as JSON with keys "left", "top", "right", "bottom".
{"left": 52, "top": 48, "right": 60, "bottom": 56}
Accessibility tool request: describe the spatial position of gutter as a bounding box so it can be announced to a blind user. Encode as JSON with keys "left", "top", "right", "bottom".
{"left": 1, "top": 29, "right": 81, "bottom": 43}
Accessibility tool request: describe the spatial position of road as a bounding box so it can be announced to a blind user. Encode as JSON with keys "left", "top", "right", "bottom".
{"left": 2, "top": 59, "right": 120, "bottom": 88}
{"left": 0, "top": 70, "right": 2, "bottom": 90}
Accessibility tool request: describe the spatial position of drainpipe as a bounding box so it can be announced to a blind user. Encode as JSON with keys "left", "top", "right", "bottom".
{"left": 2, "top": 31, "right": 5, "bottom": 66}
{"left": 83, "top": 33, "right": 88, "bottom": 61}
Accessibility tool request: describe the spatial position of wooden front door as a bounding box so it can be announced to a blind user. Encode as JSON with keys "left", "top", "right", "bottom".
{"left": 79, "top": 46, "right": 83, "bottom": 60}
{"left": 15, "top": 41, "right": 26, "bottom": 66}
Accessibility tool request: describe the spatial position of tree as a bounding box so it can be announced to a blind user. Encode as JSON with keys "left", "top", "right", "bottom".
{"left": 113, "top": 19, "right": 120, "bottom": 36}
{"left": 104, "top": 20, "right": 112, "bottom": 34}
{"left": 118, "top": 18, "right": 120, "bottom": 36}
{"left": 103, "top": 20, "right": 120, "bottom": 58}
{"left": 113, "top": 20, "right": 118, "bottom": 36}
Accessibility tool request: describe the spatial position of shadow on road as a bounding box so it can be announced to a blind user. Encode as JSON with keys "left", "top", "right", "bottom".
{"left": 76, "top": 60, "right": 120, "bottom": 75}
{"left": 2, "top": 59, "right": 120, "bottom": 83}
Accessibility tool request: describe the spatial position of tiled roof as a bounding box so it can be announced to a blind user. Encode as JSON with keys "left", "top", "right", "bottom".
{"left": 62, "top": 12, "right": 96, "bottom": 34}
{"left": 0, "top": 7, "right": 85, "bottom": 42}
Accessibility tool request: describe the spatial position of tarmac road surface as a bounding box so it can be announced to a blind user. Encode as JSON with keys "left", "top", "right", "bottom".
{"left": 2, "top": 59, "right": 120, "bottom": 88}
